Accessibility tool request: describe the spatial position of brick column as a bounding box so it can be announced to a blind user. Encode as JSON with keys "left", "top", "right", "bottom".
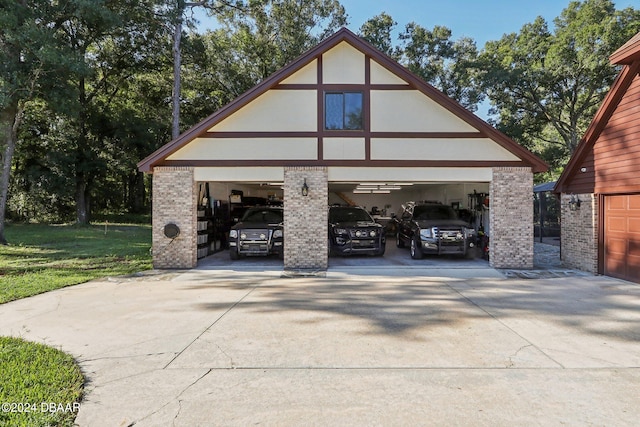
{"left": 490, "top": 167, "right": 534, "bottom": 269}
{"left": 560, "top": 193, "right": 598, "bottom": 273}
{"left": 284, "top": 167, "right": 328, "bottom": 271}
{"left": 152, "top": 167, "right": 197, "bottom": 269}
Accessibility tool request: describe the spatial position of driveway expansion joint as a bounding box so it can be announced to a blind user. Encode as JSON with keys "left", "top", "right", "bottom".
{"left": 162, "top": 284, "right": 261, "bottom": 369}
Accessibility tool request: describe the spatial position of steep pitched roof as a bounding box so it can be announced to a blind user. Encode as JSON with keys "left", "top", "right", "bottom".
{"left": 555, "top": 31, "right": 640, "bottom": 193}
{"left": 138, "top": 28, "right": 547, "bottom": 173}
{"left": 610, "top": 31, "right": 640, "bottom": 65}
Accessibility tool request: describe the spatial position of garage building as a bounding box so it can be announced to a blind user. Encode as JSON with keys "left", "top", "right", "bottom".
{"left": 138, "top": 28, "right": 547, "bottom": 271}
{"left": 555, "top": 32, "right": 640, "bottom": 284}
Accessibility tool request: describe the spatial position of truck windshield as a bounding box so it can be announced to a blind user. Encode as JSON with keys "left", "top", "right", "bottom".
{"left": 329, "top": 207, "right": 373, "bottom": 223}
{"left": 413, "top": 205, "right": 457, "bottom": 221}
{"left": 241, "top": 208, "right": 283, "bottom": 223}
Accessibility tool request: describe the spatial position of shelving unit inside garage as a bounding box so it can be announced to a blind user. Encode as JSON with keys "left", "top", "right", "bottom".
{"left": 197, "top": 183, "right": 228, "bottom": 259}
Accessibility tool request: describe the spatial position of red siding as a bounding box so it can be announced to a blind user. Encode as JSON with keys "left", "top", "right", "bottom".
{"left": 564, "top": 151, "right": 595, "bottom": 194}
{"left": 594, "top": 74, "right": 640, "bottom": 195}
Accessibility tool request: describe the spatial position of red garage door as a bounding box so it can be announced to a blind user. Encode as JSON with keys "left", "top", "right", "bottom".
{"left": 604, "top": 194, "right": 640, "bottom": 283}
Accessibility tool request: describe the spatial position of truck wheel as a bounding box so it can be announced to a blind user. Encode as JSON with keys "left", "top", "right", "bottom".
{"left": 464, "top": 245, "right": 476, "bottom": 259}
{"left": 410, "top": 237, "right": 423, "bottom": 259}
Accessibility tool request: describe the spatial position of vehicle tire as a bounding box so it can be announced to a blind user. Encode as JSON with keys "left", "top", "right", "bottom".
{"left": 375, "top": 243, "right": 386, "bottom": 256}
{"left": 464, "top": 245, "right": 476, "bottom": 259}
{"left": 396, "top": 232, "right": 405, "bottom": 248}
{"left": 410, "top": 237, "right": 423, "bottom": 259}
{"left": 229, "top": 249, "right": 239, "bottom": 260}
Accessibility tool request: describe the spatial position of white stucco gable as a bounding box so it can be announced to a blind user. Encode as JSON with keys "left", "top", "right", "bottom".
{"left": 139, "top": 28, "right": 546, "bottom": 174}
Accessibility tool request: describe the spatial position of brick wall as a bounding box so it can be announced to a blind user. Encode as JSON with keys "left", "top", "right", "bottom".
{"left": 490, "top": 167, "right": 534, "bottom": 269}
{"left": 152, "top": 167, "right": 197, "bottom": 269}
{"left": 283, "top": 167, "right": 328, "bottom": 270}
{"left": 560, "top": 193, "right": 598, "bottom": 273}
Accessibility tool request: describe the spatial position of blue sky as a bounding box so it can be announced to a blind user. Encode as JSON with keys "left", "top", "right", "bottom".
{"left": 340, "top": 0, "right": 640, "bottom": 47}
{"left": 196, "top": 0, "right": 640, "bottom": 47}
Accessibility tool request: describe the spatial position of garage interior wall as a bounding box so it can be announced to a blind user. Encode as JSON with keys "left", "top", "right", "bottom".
{"left": 205, "top": 182, "right": 281, "bottom": 203}
{"left": 328, "top": 183, "right": 489, "bottom": 215}
{"left": 202, "top": 181, "right": 489, "bottom": 221}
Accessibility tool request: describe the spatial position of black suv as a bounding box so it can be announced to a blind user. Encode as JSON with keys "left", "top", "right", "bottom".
{"left": 228, "top": 206, "right": 283, "bottom": 260}
{"left": 395, "top": 202, "right": 475, "bottom": 259}
{"left": 328, "top": 206, "right": 385, "bottom": 256}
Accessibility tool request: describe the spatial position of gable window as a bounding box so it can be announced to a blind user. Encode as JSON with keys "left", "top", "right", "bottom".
{"left": 325, "top": 92, "right": 363, "bottom": 130}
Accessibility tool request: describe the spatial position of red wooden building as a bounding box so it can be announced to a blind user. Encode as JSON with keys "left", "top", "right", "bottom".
{"left": 555, "top": 32, "right": 640, "bottom": 283}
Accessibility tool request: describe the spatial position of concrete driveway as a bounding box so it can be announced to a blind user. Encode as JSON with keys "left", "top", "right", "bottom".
{"left": 1, "top": 266, "right": 639, "bottom": 426}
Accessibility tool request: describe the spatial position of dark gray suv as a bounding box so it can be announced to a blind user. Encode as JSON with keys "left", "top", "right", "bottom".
{"left": 395, "top": 202, "right": 475, "bottom": 259}
{"left": 328, "top": 206, "right": 385, "bottom": 256}
{"left": 228, "top": 206, "right": 283, "bottom": 260}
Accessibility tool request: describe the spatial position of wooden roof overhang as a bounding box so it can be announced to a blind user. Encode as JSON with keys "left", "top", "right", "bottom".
{"left": 138, "top": 28, "right": 547, "bottom": 174}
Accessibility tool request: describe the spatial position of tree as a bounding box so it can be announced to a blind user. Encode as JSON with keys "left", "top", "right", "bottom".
{"left": 162, "top": 0, "right": 245, "bottom": 139}
{"left": 2, "top": 1, "right": 170, "bottom": 229}
{"left": 357, "top": 13, "right": 399, "bottom": 60}
{"left": 480, "top": 0, "right": 640, "bottom": 177}
{"left": 358, "top": 15, "right": 484, "bottom": 112}
{"left": 0, "top": 0, "right": 78, "bottom": 243}
{"left": 49, "top": 0, "right": 169, "bottom": 224}
{"left": 398, "top": 23, "right": 483, "bottom": 111}
{"left": 178, "top": 0, "right": 348, "bottom": 125}
{"left": 179, "top": 29, "right": 257, "bottom": 125}
{"left": 215, "top": 0, "right": 348, "bottom": 81}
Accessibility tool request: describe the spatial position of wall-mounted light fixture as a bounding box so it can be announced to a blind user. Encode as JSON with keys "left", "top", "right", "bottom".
{"left": 301, "top": 178, "right": 309, "bottom": 196}
{"left": 569, "top": 194, "right": 581, "bottom": 211}
{"left": 580, "top": 167, "right": 587, "bottom": 173}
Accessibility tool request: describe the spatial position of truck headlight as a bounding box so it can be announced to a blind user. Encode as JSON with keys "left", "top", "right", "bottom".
{"left": 229, "top": 230, "right": 237, "bottom": 238}
{"left": 273, "top": 229, "right": 283, "bottom": 239}
{"left": 334, "top": 228, "right": 347, "bottom": 235}
{"left": 420, "top": 228, "right": 432, "bottom": 239}
{"left": 465, "top": 227, "right": 475, "bottom": 238}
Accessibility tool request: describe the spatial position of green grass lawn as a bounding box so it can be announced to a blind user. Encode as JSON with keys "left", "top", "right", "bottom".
{"left": 0, "top": 336, "right": 84, "bottom": 427}
{"left": 0, "top": 222, "right": 152, "bottom": 304}
{"left": 0, "top": 222, "right": 152, "bottom": 425}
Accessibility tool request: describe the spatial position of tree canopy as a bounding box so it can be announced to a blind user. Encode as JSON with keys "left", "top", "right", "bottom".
{"left": 1, "top": 0, "right": 81, "bottom": 241}
{"left": 479, "top": 0, "right": 640, "bottom": 177}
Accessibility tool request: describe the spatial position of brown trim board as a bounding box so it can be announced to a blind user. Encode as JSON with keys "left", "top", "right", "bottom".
{"left": 202, "top": 131, "right": 486, "bottom": 139}
{"left": 161, "top": 159, "right": 530, "bottom": 168}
